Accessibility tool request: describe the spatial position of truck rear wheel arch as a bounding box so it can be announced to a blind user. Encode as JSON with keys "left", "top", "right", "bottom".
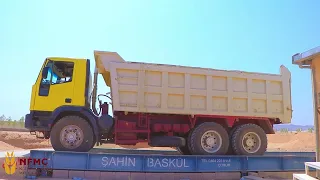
{"left": 50, "top": 106, "right": 99, "bottom": 143}
{"left": 194, "top": 117, "right": 229, "bottom": 131}
{"left": 232, "top": 119, "right": 275, "bottom": 134}
{"left": 257, "top": 119, "right": 275, "bottom": 134}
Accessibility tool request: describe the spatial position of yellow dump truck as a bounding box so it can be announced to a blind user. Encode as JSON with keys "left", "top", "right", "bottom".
{"left": 25, "top": 51, "right": 292, "bottom": 155}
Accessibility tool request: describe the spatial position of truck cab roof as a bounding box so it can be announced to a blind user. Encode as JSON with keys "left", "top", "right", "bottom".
{"left": 47, "top": 57, "right": 88, "bottom": 62}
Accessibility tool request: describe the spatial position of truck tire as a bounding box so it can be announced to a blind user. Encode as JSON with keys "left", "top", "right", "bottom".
{"left": 90, "top": 139, "right": 97, "bottom": 150}
{"left": 50, "top": 116, "right": 94, "bottom": 152}
{"left": 189, "top": 122, "right": 229, "bottom": 155}
{"left": 226, "top": 126, "right": 239, "bottom": 155}
{"left": 231, "top": 124, "right": 267, "bottom": 155}
{"left": 176, "top": 129, "right": 194, "bottom": 155}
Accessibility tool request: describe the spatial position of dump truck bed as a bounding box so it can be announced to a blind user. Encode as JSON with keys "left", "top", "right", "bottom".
{"left": 94, "top": 51, "right": 292, "bottom": 124}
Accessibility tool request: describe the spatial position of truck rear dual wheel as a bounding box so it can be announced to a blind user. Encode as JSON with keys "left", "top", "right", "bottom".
{"left": 226, "top": 126, "right": 239, "bottom": 155}
{"left": 231, "top": 124, "right": 267, "bottom": 155}
{"left": 50, "top": 116, "right": 95, "bottom": 152}
{"left": 189, "top": 122, "right": 229, "bottom": 155}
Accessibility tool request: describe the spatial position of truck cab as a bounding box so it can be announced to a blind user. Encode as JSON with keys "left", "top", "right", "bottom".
{"left": 25, "top": 57, "right": 98, "bottom": 151}
{"left": 33, "top": 58, "right": 91, "bottom": 109}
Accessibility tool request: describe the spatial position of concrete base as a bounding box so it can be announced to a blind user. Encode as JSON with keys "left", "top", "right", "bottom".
{"left": 249, "top": 171, "right": 316, "bottom": 179}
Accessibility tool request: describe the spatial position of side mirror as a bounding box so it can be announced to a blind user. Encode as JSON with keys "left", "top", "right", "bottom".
{"left": 42, "top": 67, "right": 49, "bottom": 79}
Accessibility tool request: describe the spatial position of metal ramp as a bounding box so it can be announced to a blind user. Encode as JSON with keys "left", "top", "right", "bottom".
{"left": 293, "top": 162, "right": 320, "bottom": 180}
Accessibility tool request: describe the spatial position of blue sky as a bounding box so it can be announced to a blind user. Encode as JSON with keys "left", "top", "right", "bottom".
{"left": 0, "top": 0, "right": 319, "bottom": 125}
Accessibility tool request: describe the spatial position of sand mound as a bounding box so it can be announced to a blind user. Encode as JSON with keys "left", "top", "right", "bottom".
{"left": 0, "top": 131, "right": 51, "bottom": 150}
{"left": 267, "top": 132, "right": 315, "bottom": 152}
{"left": 0, "top": 141, "right": 22, "bottom": 151}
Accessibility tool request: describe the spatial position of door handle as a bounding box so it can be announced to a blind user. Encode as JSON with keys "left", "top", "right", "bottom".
{"left": 65, "top": 98, "right": 72, "bottom": 103}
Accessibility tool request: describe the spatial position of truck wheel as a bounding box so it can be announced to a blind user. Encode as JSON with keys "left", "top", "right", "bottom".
{"left": 189, "top": 122, "right": 229, "bottom": 155}
{"left": 90, "top": 139, "right": 97, "bottom": 150}
{"left": 231, "top": 124, "right": 267, "bottom": 155}
{"left": 226, "top": 126, "right": 239, "bottom": 155}
{"left": 176, "top": 129, "right": 194, "bottom": 155}
{"left": 50, "top": 116, "right": 94, "bottom": 152}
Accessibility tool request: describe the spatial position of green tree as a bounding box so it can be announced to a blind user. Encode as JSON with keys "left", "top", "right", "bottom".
{"left": 6, "top": 116, "right": 12, "bottom": 127}
{"left": 19, "top": 116, "right": 25, "bottom": 128}
{"left": 19, "top": 116, "right": 25, "bottom": 122}
{"left": 308, "top": 127, "right": 314, "bottom": 133}
{"left": 12, "top": 120, "right": 17, "bottom": 128}
{"left": 0, "top": 114, "right": 5, "bottom": 127}
{"left": 0, "top": 114, "right": 5, "bottom": 121}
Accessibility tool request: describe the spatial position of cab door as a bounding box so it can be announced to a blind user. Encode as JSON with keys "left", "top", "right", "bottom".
{"left": 33, "top": 60, "right": 76, "bottom": 112}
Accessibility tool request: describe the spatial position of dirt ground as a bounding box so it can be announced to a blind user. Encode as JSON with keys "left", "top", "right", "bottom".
{"left": 0, "top": 131, "right": 51, "bottom": 151}
{"left": 0, "top": 131, "right": 316, "bottom": 152}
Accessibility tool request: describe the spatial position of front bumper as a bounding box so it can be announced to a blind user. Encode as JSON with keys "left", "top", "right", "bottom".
{"left": 24, "top": 113, "right": 50, "bottom": 131}
{"left": 25, "top": 113, "right": 32, "bottom": 129}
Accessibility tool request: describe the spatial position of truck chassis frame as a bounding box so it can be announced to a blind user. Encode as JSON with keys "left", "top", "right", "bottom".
{"left": 111, "top": 111, "right": 276, "bottom": 145}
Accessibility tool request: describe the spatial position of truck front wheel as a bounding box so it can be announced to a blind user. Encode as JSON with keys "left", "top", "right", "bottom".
{"left": 231, "top": 124, "right": 267, "bottom": 155}
{"left": 189, "top": 122, "right": 229, "bottom": 155}
{"left": 50, "top": 116, "right": 94, "bottom": 152}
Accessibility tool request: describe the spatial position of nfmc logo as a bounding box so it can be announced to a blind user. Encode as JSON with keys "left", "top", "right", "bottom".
{"left": 2, "top": 152, "right": 48, "bottom": 175}
{"left": 3, "top": 152, "right": 16, "bottom": 175}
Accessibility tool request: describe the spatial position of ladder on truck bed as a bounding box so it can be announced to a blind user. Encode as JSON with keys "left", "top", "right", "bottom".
{"left": 293, "top": 162, "right": 320, "bottom": 180}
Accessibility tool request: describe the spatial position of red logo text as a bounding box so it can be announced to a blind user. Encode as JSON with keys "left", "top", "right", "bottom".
{"left": 18, "top": 158, "right": 48, "bottom": 166}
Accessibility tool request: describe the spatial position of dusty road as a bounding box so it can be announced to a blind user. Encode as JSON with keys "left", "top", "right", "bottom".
{"left": 0, "top": 131, "right": 316, "bottom": 152}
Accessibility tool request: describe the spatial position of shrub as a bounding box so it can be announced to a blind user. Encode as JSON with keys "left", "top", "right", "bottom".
{"left": 308, "top": 128, "right": 314, "bottom": 133}
{"left": 280, "top": 128, "right": 289, "bottom": 133}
